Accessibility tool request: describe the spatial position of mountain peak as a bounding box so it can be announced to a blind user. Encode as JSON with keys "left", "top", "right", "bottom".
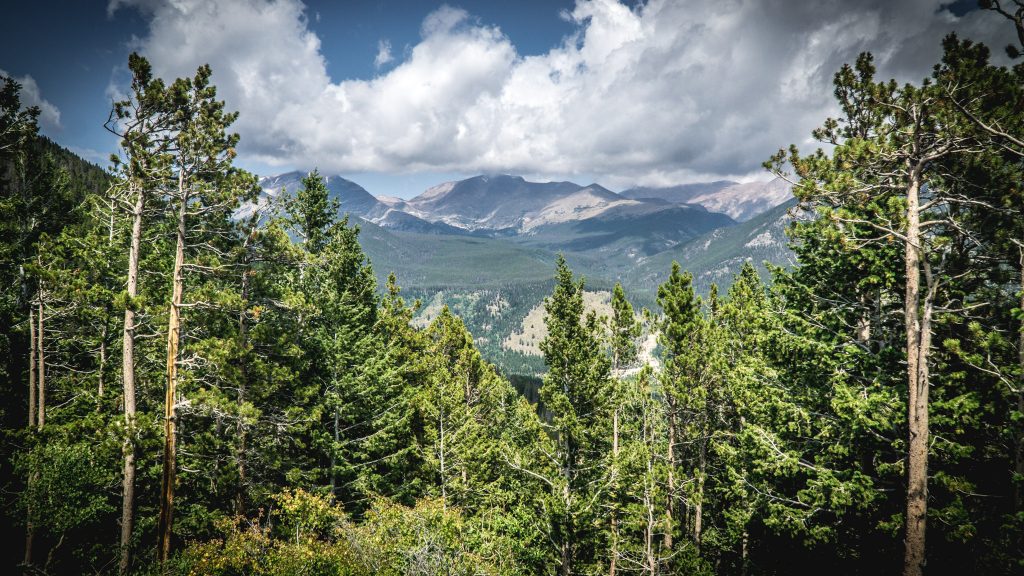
{"left": 257, "top": 171, "right": 385, "bottom": 219}
{"left": 621, "top": 178, "right": 791, "bottom": 221}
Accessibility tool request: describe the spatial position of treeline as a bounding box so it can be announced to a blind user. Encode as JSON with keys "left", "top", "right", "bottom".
{"left": 1, "top": 8, "right": 1023, "bottom": 576}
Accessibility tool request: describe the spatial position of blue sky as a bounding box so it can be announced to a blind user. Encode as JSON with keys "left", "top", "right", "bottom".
{"left": 0, "top": 1, "right": 583, "bottom": 195}
{"left": 0, "top": 1, "right": 1015, "bottom": 197}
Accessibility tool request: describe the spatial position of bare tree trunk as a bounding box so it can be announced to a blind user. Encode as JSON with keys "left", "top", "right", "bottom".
{"left": 23, "top": 305, "right": 35, "bottom": 569}
{"left": 664, "top": 407, "right": 676, "bottom": 550}
{"left": 24, "top": 306, "right": 36, "bottom": 570}
{"left": 23, "top": 515, "right": 34, "bottom": 571}
{"left": 29, "top": 306, "right": 36, "bottom": 427}
{"left": 694, "top": 435, "right": 706, "bottom": 554}
{"left": 329, "top": 405, "right": 338, "bottom": 495}
{"left": 439, "top": 405, "right": 447, "bottom": 510}
{"left": 329, "top": 327, "right": 339, "bottom": 497}
{"left": 235, "top": 399, "right": 247, "bottom": 517}
{"left": 119, "top": 183, "right": 144, "bottom": 576}
{"left": 645, "top": 487, "right": 656, "bottom": 576}
{"left": 37, "top": 295, "right": 44, "bottom": 430}
{"left": 235, "top": 265, "right": 249, "bottom": 517}
{"left": 98, "top": 322, "right": 107, "bottom": 398}
{"left": 902, "top": 170, "right": 928, "bottom": 576}
{"left": 462, "top": 372, "right": 470, "bottom": 487}
{"left": 609, "top": 407, "right": 619, "bottom": 576}
{"left": 1016, "top": 248, "right": 1024, "bottom": 512}
{"left": 25, "top": 292, "right": 45, "bottom": 569}
{"left": 559, "top": 435, "right": 574, "bottom": 576}
{"left": 559, "top": 530, "right": 572, "bottom": 576}
{"left": 740, "top": 527, "right": 749, "bottom": 576}
{"left": 158, "top": 180, "right": 187, "bottom": 565}
{"left": 857, "top": 292, "right": 871, "bottom": 344}
{"left": 638, "top": 382, "right": 657, "bottom": 576}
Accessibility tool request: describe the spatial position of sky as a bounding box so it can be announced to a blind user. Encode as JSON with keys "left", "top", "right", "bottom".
{"left": 0, "top": 0, "right": 1016, "bottom": 198}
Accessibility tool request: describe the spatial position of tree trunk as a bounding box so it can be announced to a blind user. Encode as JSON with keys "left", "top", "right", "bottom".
{"left": 664, "top": 407, "right": 676, "bottom": 550}
{"left": 462, "top": 372, "right": 470, "bottom": 487}
{"left": 26, "top": 293, "right": 45, "bottom": 568}
{"left": 158, "top": 179, "right": 187, "bottom": 565}
{"left": 24, "top": 305, "right": 36, "bottom": 569}
{"left": 37, "top": 295, "right": 44, "bottom": 430}
{"left": 23, "top": 511, "right": 34, "bottom": 570}
{"left": 329, "top": 330, "right": 338, "bottom": 497}
{"left": 330, "top": 405, "right": 338, "bottom": 495}
{"left": 694, "top": 435, "right": 706, "bottom": 554}
{"left": 609, "top": 407, "right": 619, "bottom": 576}
{"left": 119, "top": 182, "right": 145, "bottom": 576}
{"left": 235, "top": 400, "right": 247, "bottom": 517}
{"left": 740, "top": 527, "right": 749, "bottom": 576}
{"left": 644, "top": 445, "right": 656, "bottom": 576}
{"left": 559, "top": 434, "right": 574, "bottom": 576}
{"left": 1015, "top": 248, "right": 1024, "bottom": 512}
{"left": 560, "top": 535, "right": 572, "bottom": 576}
{"left": 644, "top": 396, "right": 659, "bottom": 576}
{"left": 902, "top": 170, "right": 928, "bottom": 576}
{"left": 29, "top": 306, "right": 36, "bottom": 427}
{"left": 98, "top": 322, "right": 107, "bottom": 398}
{"left": 439, "top": 405, "right": 447, "bottom": 510}
{"left": 235, "top": 266, "right": 250, "bottom": 517}
{"left": 856, "top": 292, "right": 871, "bottom": 344}
{"left": 645, "top": 484, "right": 656, "bottom": 576}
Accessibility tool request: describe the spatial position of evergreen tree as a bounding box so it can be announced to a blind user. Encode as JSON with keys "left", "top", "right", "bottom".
{"left": 538, "top": 256, "right": 613, "bottom": 575}
{"left": 104, "top": 52, "right": 172, "bottom": 574}
{"left": 609, "top": 282, "right": 641, "bottom": 373}
{"left": 768, "top": 50, "right": 985, "bottom": 575}
{"left": 150, "top": 61, "right": 258, "bottom": 563}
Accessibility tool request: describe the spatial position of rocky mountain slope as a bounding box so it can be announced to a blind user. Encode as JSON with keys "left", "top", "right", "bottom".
{"left": 622, "top": 177, "right": 792, "bottom": 221}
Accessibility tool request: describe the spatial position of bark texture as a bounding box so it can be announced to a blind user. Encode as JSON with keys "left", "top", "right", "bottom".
{"left": 902, "top": 171, "right": 929, "bottom": 576}
{"left": 119, "top": 183, "right": 145, "bottom": 576}
{"left": 158, "top": 179, "right": 186, "bottom": 565}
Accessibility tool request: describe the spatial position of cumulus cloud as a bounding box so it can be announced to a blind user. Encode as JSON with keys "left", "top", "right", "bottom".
{"left": 374, "top": 40, "right": 393, "bottom": 69}
{"left": 110, "top": 0, "right": 1017, "bottom": 185}
{"left": 1, "top": 69, "right": 61, "bottom": 132}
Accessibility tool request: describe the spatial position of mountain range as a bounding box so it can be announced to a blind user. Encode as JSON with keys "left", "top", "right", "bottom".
{"left": 256, "top": 170, "right": 798, "bottom": 376}
{"left": 620, "top": 178, "right": 793, "bottom": 221}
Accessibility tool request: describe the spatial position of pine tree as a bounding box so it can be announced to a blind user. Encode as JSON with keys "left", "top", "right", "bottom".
{"left": 104, "top": 52, "right": 172, "bottom": 574}
{"left": 654, "top": 262, "right": 701, "bottom": 559}
{"left": 604, "top": 281, "right": 640, "bottom": 575}
{"left": 537, "top": 255, "right": 613, "bottom": 575}
{"left": 153, "top": 62, "right": 257, "bottom": 563}
{"left": 609, "top": 282, "right": 641, "bottom": 374}
{"left": 768, "top": 51, "right": 986, "bottom": 575}
{"left": 616, "top": 365, "right": 672, "bottom": 574}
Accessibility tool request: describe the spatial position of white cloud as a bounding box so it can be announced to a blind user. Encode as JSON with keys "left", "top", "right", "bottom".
{"left": 0, "top": 69, "right": 61, "bottom": 132}
{"left": 374, "top": 40, "right": 393, "bottom": 69}
{"left": 421, "top": 4, "right": 471, "bottom": 37}
{"left": 110, "top": 0, "right": 1018, "bottom": 185}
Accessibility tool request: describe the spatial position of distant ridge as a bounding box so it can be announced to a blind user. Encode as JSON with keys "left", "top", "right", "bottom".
{"left": 622, "top": 177, "right": 792, "bottom": 221}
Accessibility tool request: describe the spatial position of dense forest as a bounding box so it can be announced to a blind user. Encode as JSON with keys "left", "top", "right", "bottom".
{"left": 2, "top": 5, "right": 1023, "bottom": 575}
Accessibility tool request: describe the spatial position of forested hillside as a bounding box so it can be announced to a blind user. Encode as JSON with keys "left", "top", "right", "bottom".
{"left": 1, "top": 9, "right": 1023, "bottom": 576}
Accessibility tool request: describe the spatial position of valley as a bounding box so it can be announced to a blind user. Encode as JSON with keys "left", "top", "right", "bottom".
{"left": 258, "top": 171, "right": 797, "bottom": 377}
